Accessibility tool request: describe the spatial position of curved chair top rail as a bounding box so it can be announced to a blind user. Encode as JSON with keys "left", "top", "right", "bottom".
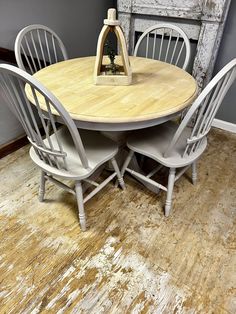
{"left": 0, "top": 64, "right": 88, "bottom": 169}
{"left": 165, "top": 58, "right": 236, "bottom": 158}
{"left": 14, "top": 24, "right": 68, "bottom": 74}
{"left": 134, "top": 23, "right": 191, "bottom": 70}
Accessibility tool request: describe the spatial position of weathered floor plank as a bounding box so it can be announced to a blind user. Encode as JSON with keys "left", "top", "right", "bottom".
{"left": 0, "top": 128, "right": 235, "bottom": 314}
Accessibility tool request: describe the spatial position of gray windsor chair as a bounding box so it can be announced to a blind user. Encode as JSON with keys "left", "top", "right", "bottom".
{"left": 0, "top": 64, "right": 125, "bottom": 231}
{"left": 14, "top": 24, "right": 68, "bottom": 74}
{"left": 121, "top": 59, "right": 236, "bottom": 216}
{"left": 134, "top": 23, "right": 191, "bottom": 70}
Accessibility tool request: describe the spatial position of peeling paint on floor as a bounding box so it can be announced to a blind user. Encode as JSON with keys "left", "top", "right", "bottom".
{"left": 0, "top": 128, "right": 235, "bottom": 313}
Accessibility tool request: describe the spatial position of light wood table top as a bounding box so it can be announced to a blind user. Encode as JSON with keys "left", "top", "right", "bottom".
{"left": 31, "top": 56, "right": 198, "bottom": 131}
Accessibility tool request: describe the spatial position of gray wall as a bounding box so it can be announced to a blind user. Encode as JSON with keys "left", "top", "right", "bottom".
{"left": 214, "top": 1, "right": 236, "bottom": 124}
{"left": 0, "top": 0, "right": 115, "bottom": 57}
{"left": 0, "top": 0, "right": 115, "bottom": 146}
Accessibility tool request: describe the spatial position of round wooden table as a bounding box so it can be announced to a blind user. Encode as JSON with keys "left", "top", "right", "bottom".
{"left": 31, "top": 56, "right": 198, "bottom": 131}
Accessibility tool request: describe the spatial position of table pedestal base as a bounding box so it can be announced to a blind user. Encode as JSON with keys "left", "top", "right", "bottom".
{"left": 102, "top": 131, "right": 159, "bottom": 194}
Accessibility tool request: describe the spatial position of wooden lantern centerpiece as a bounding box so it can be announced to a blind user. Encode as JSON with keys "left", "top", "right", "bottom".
{"left": 94, "top": 8, "right": 132, "bottom": 86}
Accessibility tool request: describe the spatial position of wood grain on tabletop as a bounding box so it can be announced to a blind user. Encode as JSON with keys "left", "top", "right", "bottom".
{"left": 27, "top": 56, "right": 197, "bottom": 123}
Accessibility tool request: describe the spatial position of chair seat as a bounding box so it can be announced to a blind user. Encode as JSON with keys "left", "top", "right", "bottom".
{"left": 127, "top": 121, "right": 207, "bottom": 168}
{"left": 30, "top": 127, "right": 118, "bottom": 179}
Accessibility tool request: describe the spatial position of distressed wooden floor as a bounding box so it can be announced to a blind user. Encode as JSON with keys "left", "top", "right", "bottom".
{"left": 0, "top": 128, "right": 235, "bottom": 314}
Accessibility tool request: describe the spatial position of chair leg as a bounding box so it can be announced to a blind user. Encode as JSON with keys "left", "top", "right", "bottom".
{"left": 192, "top": 161, "right": 197, "bottom": 185}
{"left": 165, "top": 168, "right": 176, "bottom": 217}
{"left": 75, "top": 181, "right": 86, "bottom": 231}
{"left": 121, "top": 150, "right": 134, "bottom": 177}
{"left": 39, "top": 171, "right": 46, "bottom": 202}
{"left": 114, "top": 150, "right": 134, "bottom": 187}
{"left": 111, "top": 158, "right": 125, "bottom": 190}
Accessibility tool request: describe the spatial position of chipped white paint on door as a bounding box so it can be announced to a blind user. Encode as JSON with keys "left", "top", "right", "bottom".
{"left": 118, "top": 0, "right": 231, "bottom": 89}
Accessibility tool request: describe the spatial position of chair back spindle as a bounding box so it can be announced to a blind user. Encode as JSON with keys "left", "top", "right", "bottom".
{"left": 134, "top": 23, "right": 191, "bottom": 70}
{"left": 164, "top": 59, "right": 236, "bottom": 158}
{"left": 15, "top": 24, "right": 68, "bottom": 74}
{"left": 0, "top": 64, "right": 89, "bottom": 171}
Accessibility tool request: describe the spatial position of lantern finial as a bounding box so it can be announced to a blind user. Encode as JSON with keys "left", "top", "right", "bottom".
{"left": 104, "top": 8, "right": 120, "bottom": 26}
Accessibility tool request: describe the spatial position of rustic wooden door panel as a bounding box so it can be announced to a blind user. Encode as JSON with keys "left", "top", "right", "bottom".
{"left": 118, "top": 0, "right": 231, "bottom": 89}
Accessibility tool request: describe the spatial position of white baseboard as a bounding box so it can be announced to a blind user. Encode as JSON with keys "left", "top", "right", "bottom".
{"left": 212, "top": 118, "right": 236, "bottom": 134}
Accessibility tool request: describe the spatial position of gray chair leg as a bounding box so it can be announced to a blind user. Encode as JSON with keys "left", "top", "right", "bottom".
{"left": 111, "top": 158, "right": 125, "bottom": 190}
{"left": 39, "top": 171, "right": 46, "bottom": 202}
{"left": 165, "top": 168, "right": 176, "bottom": 217}
{"left": 192, "top": 161, "right": 197, "bottom": 185}
{"left": 115, "top": 150, "right": 134, "bottom": 188}
{"left": 121, "top": 150, "right": 134, "bottom": 177}
{"left": 75, "top": 181, "right": 86, "bottom": 231}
